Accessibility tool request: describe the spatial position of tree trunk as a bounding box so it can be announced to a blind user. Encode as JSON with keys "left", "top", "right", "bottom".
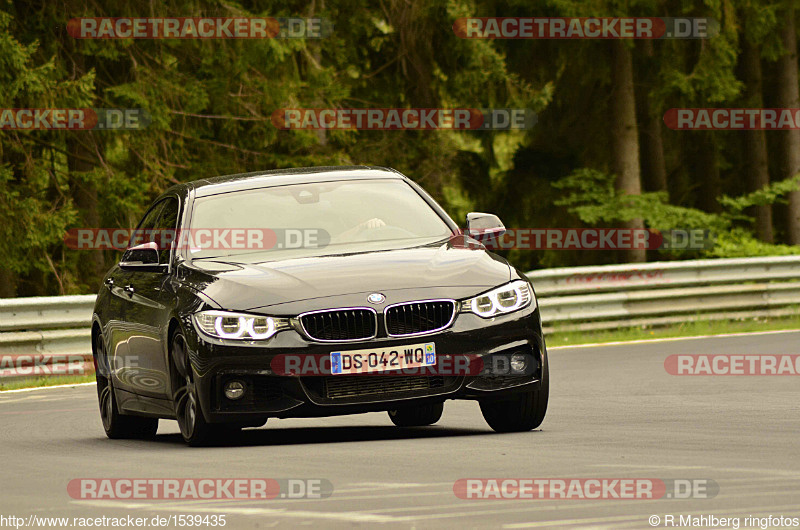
{"left": 696, "top": 132, "right": 721, "bottom": 212}
{"left": 636, "top": 41, "right": 667, "bottom": 194}
{"left": 0, "top": 269, "right": 17, "bottom": 298}
{"left": 740, "top": 34, "right": 773, "bottom": 242}
{"left": 610, "top": 40, "right": 646, "bottom": 263}
{"left": 638, "top": 100, "right": 668, "bottom": 194}
{"left": 776, "top": 7, "right": 800, "bottom": 244}
{"left": 388, "top": 0, "right": 437, "bottom": 108}
{"left": 67, "top": 133, "right": 104, "bottom": 291}
{"left": 64, "top": 47, "right": 104, "bottom": 292}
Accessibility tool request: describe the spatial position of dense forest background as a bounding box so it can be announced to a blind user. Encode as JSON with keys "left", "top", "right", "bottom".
{"left": 2, "top": 0, "right": 800, "bottom": 297}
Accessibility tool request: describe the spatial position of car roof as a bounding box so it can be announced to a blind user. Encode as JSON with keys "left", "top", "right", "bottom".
{"left": 171, "top": 166, "right": 406, "bottom": 198}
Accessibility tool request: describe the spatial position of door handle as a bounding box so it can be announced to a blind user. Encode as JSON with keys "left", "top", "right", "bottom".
{"left": 104, "top": 277, "right": 114, "bottom": 287}
{"left": 123, "top": 285, "right": 135, "bottom": 295}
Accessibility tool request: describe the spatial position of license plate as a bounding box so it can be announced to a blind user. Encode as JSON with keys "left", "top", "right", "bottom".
{"left": 330, "top": 342, "right": 436, "bottom": 375}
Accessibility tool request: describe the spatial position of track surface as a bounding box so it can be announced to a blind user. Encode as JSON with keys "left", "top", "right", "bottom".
{"left": 2, "top": 331, "right": 800, "bottom": 529}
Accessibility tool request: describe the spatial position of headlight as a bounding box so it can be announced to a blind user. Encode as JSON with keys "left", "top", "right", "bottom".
{"left": 192, "top": 310, "right": 289, "bottom": 340}
{"left": 463, "top": 280, "right": 534, "bottom": 318}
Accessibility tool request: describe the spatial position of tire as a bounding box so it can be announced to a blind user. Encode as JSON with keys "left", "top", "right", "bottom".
{"left": 170, "top": 331, "right": 214, "bottom": 446}
{"left": 480, "top": 353, "right": 549, "bottom": 433}
{"left": 170, "top": 331, "right": 250, "bottom": 446}
{"left": 388, "top": 402, "right": 444, "bottom": 427}
{"left": 94, "top": 332, "right": 158, "bottom": 440}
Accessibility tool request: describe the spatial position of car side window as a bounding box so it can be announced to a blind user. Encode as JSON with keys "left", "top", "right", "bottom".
{"left": 154, "top": 197, "right": 180, "bottom": 264}
{"left": 128, "top": 201, "right": 165, "bottom": 250}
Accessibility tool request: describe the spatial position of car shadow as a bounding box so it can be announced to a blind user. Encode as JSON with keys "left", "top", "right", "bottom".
{"left": 149, "top": 424, "right": 493, "bottom": 447}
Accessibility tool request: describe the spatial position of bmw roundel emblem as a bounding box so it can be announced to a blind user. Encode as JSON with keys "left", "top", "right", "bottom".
{"left": 367, "top": 293, "right": 386, "bottom": 304}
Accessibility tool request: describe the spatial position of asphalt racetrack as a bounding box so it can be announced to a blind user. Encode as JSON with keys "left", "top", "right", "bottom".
{"left": 2, "top": 331, "right": 800, "bottom": 529}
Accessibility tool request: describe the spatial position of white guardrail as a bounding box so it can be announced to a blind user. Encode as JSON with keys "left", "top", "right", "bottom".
{"left": 0, "top": 255, "right": 798, "bottom": 380}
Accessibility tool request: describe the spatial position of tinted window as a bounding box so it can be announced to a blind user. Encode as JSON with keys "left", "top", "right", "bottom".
{"left": 128, "top": 201, "right": 164, "bottom": 250}
{"left": 189, "top": 179, "right": 453, "bottom": 260}
{"left": 154, "top": 198, "right": 180, "bottom": 263}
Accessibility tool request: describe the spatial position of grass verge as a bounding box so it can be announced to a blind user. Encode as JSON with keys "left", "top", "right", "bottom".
{"left": 0, "top": 374, "right": 96, "bottom": 392}
{"left": 547, "top": 314, "right": 800, "bottom": 347}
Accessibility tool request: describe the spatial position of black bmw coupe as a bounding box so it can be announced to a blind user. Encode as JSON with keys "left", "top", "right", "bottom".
{"left": 92, "top": 166, "right": 549, "bottom": 445}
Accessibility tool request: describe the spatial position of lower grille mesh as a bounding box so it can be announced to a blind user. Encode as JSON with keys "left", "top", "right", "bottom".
{"left": 323, "top": 375, "right": 445, "bottom": 399}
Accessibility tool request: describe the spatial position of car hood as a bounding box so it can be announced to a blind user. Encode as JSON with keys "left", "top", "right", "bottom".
{"left": 180, "top": 240, "right": 511, "bottom": 312}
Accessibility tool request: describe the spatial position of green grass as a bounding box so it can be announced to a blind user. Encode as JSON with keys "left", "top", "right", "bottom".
{"left": 0, "top": 374, "right": 96, "bottom": 392}
{"left": 547, "top": 314, "right": 800, "bottom": 347}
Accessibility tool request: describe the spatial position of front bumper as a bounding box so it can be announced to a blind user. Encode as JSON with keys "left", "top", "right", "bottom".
{"left": 181, "top": 305, "right": 546, "bottom": 423}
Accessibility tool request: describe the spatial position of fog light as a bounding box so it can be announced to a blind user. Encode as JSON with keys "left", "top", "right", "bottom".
{"left": 224, "top": 380, "right": 246, "bottom": 400}
{"left": 510, "top": 353, "right": 527, "bottom": 373}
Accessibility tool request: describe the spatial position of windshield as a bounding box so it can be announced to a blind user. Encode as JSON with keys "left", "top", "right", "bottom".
{"left": 187, "top": 178, "right": 454, "bottom": 261}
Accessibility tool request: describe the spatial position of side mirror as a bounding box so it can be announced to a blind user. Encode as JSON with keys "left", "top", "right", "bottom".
{"left": 466, "top": 212, "right": 506, "bottom": 239}
{"left": 119, "top": 242, "right": 166, "bottom": 273}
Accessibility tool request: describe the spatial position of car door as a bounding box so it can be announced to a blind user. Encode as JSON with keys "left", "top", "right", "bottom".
{"left": 117, "top": 197, "right": 179, "bottom": 399}
{"left": 101, "top": 264, "right": 136, "bottom": 383}
{"left": 107, "top": 201, "right": 163, "bottom": 395}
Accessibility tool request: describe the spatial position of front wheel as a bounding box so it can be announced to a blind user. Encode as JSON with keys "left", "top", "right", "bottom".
{"left": 170, "top": 332, "right": 248, "bottom": 446}
{"left": 95, "top": 333, "right": 158, "bottom": 440}
{"left": 171, "top": 331, "right": 213, "bottom": 446}
{"left": 480, "top": 354, "right": 549, "bottom": 433}
{"left": 388, "top": 402, "right": 444, "bottom": 427}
